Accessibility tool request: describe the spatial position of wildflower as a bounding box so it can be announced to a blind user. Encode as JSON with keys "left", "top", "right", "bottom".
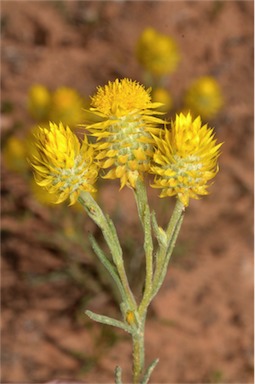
{"left": 49, "top": 87, "right": 84, "bottom": 127}
{"left": 29, "top": 122, "right": 98, "bottom": 205}
{"left": 152, "top": 87, "right": 173, "bottom": 113}
{"left": 136, "top": 27, "right": 180, "bottom": 76}
{"left": 86, "top": 78, "right": 165, "bottom": 189}
{"left": 184, "top": 76, "right": 223, "bottom": 120}
{"left": 150, "top": 112, "right": 222, "bottom": 206}
{"left": 27, "top": 84, "right": 51, "bottom": 121}
{"left": 3, "top": 135, "right": 28, "bottom": 174}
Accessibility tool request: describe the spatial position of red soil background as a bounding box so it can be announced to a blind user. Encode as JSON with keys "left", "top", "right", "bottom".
{"left": 1, "top": 1, "right": 254, "bottom": 383}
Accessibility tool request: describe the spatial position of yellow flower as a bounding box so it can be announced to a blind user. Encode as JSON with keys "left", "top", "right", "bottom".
{"left": 29, "top": 122, "right": 98, "bottom": 205}
{"left": 3, "top": 135, "right": 28, "bottom": 174}
{"left": 152, "top": 87, "right": 173, "bottom": 113}
{"left": 150, "top": 113, "right": 222, "bottom": 206}
{"left": 49, "top": 87, "right": 85, "bottom": 127}
{"left": 136, "top": 27, "right": 180, "bottom": 76}
{"left": 184, "top": 76, "right": 223, "bottom": 120}
{"left": 86, "top": 78, "right": 165, "bottom": 189}
{"left": 27, "top": 84, "right": 51, "bottom": 121}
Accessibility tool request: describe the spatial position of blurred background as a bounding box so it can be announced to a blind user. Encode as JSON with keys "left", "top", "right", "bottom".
{"left": 1, "top": 1, "right": 253, "bottom": 383}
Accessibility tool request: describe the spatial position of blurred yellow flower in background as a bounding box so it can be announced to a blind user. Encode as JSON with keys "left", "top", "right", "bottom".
{"left": 2, "top": 136, "right": 28, "bottom": 174}
{"left": 86, "top": 78, "right": 165, "bottom": 189}
{"left": 49, "top": 87, "right": 85, "bottom": 128}
{"left": 151, "top": 87, "right": 173, "bottom": 113}
{"left": 184, "top": 76, "right": 223, "bottom": 120}
{"left": 136, "top": 27, "right": 180, "bottom": 77}
{"left": 27, "top": 84, "right": 51, "bottom": 121}
{"left": 150, "top": 112, "right": 222, "bottom": 206}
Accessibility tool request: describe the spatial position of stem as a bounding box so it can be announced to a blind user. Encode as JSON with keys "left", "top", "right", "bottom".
{"left": 115, "top": 366, "right": 123, "bottom": 384}
{"left": 132, "top": 180, "right": 157, "bottom": 383}
{"left": 132, "top": 200, "right": 184, "bottom": 384}
{"left": 133, "top": 179, "right": 154, "bottom": 318}
{"left": 78, "top": 191, "right": 137, "bottom": 310}
{"left": 89, "top": 234, "right": 126, "bottom": 303}
{"left": 80, "top": 190, "right": 184, "bottom": 384}
{"left": 132, "top": 321, "right": 145, "bottom": 384}
{"left": 152, "top": 199, "right": 185, "bottom": 299}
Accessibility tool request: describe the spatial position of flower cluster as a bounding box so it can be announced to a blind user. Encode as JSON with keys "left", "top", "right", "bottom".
{"left": 28, "top": 79, "right": 222, "bottom": 207}
{"left": 25, "top": 78, "right": 223, "bottom": 384}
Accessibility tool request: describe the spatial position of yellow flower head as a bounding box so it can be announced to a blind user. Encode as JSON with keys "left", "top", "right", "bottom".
{"left": 136, "top": 27, "right": 180, "bottom": 76}
{"left": 29, "top": 122, "right": 98, "bottom": 205}
{"left": 87, "top": 78, "right": 165, "bottom": 189}
{"left": 27, "top": 84, "right": 51, "bottom": 121}
{"left": 49, "top": 87, "right": 84, "bottom": 127}
{"left": 184, "top": 76, "right": 223, "bottom": 120}
{"left": 150, "top": 113, "right": 222, "bottom": 206}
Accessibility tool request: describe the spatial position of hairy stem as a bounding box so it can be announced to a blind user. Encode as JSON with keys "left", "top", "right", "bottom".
{"left": 78, "top": 191, "right": 137, "bottom": 310}
{"left": 152, "top": 200, "right": 185, "bottom": 299}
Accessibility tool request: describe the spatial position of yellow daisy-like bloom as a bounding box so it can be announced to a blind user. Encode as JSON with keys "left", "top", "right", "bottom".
{"left": 136, "top": 27, "right": 180, "bottom": 76}
{"left": 29, "top": 122, "right": 98, "bottom": 205}
{"left": 86, "top": 78, "right": 165, "bottom": 189}
{"left": 150, "top": 113, "right": 222, "bottom": 206}
{"left": 184, "top": 76, "right": 223, "bottom": 120}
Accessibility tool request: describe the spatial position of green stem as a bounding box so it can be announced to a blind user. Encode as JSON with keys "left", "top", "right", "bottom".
{"left": 132, "top": 200, "right": 184, "bottom": 384}
{"left": 133, "top": 180, "right": 154, "bottom": 318}
{"left": 80, "top": 190, "right": 184, "bottom": 384}
{"left": 78, "top": 191, "right": 137, "bottom": 310}
{"left": 152, "top": 199, "right": 185, "bottom": 299}
{"left": 115, "top": 366, "right": 123, "bottom": 384}
{"left": 89, "top": 234, "right": 126, "bottom": 303}
{"left": 132, "top": 179, "right": 156, "bottom": 383}
{"left": 132, "top": 321, "right": 145, "bottom": 384}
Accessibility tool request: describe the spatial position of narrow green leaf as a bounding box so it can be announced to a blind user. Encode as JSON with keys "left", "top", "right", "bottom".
{"left": 151, "top": 211, "right": 167, "bottom": 248}
{"left": 141, "top": 358, "right": 159, "bottom": 384}
{"left": 89, "top": 234, "right": 127, "bottom": 303}
{"left": 85, "top": 310, "right": 132, "bottom": 333}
